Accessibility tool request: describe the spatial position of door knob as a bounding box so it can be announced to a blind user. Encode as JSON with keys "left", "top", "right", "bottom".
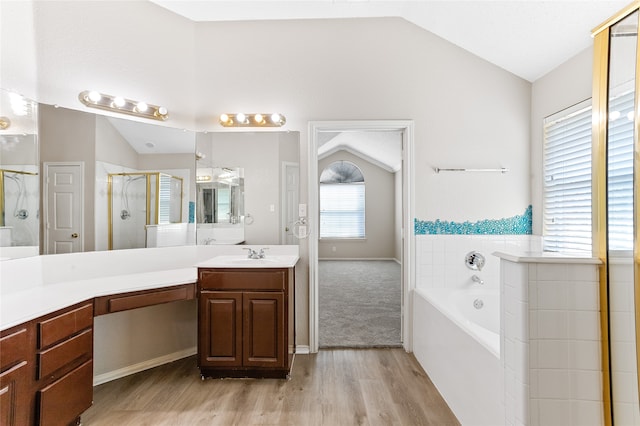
{"left": 71, "top": 233, "right": 78, "bottom": 238}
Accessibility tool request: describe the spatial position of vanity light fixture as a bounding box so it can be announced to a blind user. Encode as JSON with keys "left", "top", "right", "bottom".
{"left": 218, "top": 112, "right": 286, "bottom": 127}
{"left": 78, "top": 90, "right": 169, "bottom": 121}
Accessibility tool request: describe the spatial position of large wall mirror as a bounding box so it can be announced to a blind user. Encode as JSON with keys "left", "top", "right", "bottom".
{"left": 0, "top": 89, "right": 39, "bottom": 259}
{"left": 0, "top": 94, "right": 300, "bottom": 259}
{"left": 39, "top": 104, "right": 197, "bottom": 254}
{"left": 196, "top": 131, "right": 300, "bottom": 246}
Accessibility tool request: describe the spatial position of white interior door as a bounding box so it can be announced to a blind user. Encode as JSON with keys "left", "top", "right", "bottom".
{"left": 282, "top": 162, "right": 299, "bottom": 245}
{"left": 44, "top": 162, "right": 84, "bottom": 254}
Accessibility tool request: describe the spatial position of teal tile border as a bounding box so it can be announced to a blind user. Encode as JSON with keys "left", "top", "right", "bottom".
{"left": 414, "top": 205, "right": 532, "bottom": 235}
{"left": 189, "top": 201, "right": 195, "bottom": 223}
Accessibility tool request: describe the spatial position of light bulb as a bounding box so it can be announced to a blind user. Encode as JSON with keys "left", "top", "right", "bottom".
{"left": 236, "top": 113, "right": 246, "bottom": 123}
{"left": 220, "top": 113, "right": 229, "bottom": 123}
{"left": 136, "top": 101, "right": 148, "bottom": 112}
{"left": 271, "top": 113, "right": 281, "bottom": 124}
{"left": 88, "top": 91, "right": 101, "bottom": 102}
{"left": 113, "top": 97, "right": 126, "bottom": 108}
{"left": 254, "top": 113, "right": 264, "bottom": 124}
{"left": 627, "top": 111, "right": 635, "bottom": 121}
{"left": 157, "top": 106, "right": 168, "bottom": 116}
{"left": 609, "top": 110, "right": 621, "bottom": 121}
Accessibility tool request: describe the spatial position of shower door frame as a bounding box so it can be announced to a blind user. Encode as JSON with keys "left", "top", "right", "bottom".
{"left": 107, "top": 172, "right": 184, "bottom": 250}
{"left": 592, "top": 3, "right": 640, "bottom": 425}
{"left": 0, "top": 168, "right": 39, "bottom": 227}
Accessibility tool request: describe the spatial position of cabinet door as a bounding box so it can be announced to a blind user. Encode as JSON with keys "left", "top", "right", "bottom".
{"left": 199, "top": 291, "right": 243, "bottom": 367}
{"left": 243, "top": 292, "right": 285, "bottom": 368}
{"left": 0, "top": 361, "right": 29, "bottom": 426}
{"left": 38, "top": 360, "right": 93, "bottom": 426}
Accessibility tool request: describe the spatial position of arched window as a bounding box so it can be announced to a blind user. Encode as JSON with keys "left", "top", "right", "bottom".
{"left": 319, "top": 161, "right": 365, "bottom": 238}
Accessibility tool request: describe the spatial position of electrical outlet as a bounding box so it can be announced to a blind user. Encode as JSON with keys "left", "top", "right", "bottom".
{"left": 298, "top": 203, "right": 307, "bottom": 217}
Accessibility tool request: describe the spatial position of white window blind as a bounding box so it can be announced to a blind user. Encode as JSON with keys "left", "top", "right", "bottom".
{"left": 543, "top": 100, "right": 593, "bottom": 252}
{"left": 320, "top": 183, "right": 365, "bottom": 238}
{"left": 158, "top": 175, "right": 172, "bottom": 224}
{"left": 607, "top": 90, "right": 635, "bottom": 250}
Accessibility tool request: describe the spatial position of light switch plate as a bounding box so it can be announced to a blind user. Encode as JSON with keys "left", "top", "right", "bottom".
{"left": 298, "top": 203, "right": 307, "bottom": 217}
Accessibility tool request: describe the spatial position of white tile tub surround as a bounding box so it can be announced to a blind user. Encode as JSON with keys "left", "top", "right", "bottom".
{"left": 416, "top": 235, "right": 541, "bottom": 291}
{"left": 495, "top": 252, "right": 603, "bottom": 426}
{"left": 413, "top": 235, "right": 539, "bottom": 425}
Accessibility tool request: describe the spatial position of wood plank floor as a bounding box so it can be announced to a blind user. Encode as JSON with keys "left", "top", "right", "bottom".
{"left": 82, "top": 349, "right": 460, "bottom": 425}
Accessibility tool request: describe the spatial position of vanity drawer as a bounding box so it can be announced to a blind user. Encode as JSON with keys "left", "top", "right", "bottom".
{"left": 37, "top": 329, "right": 92, "bottom": 381}
{"left": 0, "top": 328, "right": 28, "bottom": 372}
{"left": 37, "top": 360, "right": 93, "bottom": 426}
{"left": 198, "top": 269, "right": 287, "bottom": 291}
{"left": 93, "top": 284, "right": 196, "bottom": 315}
{"left": 38, "top": 303, "right": 93, "bottom": 349}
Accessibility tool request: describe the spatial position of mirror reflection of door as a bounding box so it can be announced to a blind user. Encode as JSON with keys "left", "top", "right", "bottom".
{"left": 43, "top": 162, "right": 84, "bottom": 254}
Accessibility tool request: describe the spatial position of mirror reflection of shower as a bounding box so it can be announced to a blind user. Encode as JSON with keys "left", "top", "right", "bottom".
{"left": 120, "top": 175, "right": 145, "bottom": 221}
{"left": 108, "top": 172, "right": 183, "bottom": 250}
{"left": 0, "top": 168, "right": 39, "bottom": 248}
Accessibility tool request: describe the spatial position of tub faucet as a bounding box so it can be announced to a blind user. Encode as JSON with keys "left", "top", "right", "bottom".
{"left": 471, "top": 275, "right": 484, "bottom": 285}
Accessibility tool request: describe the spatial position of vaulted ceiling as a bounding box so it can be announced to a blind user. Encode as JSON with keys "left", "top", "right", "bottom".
{"left": 151, "top": 0, "right": 628, "bottom": 82}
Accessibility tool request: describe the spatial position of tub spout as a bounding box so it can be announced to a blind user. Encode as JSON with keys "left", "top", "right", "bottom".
{"left": 471, "top": 275, "right": 484, "bottom": 285}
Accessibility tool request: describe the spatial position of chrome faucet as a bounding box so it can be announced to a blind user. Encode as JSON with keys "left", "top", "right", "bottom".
{"left": 471, "top": 275, "right": 484, "bottom": 285}
{"left": 243, "top": 247, "right": 268, "bottom": 259}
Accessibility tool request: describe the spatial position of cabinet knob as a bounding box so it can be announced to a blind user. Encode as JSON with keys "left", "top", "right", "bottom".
{"left": 71, "top": 233, "right": 79, "bottom": 238}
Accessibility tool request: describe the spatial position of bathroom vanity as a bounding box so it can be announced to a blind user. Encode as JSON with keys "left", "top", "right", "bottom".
{"left": 196, "top": 255, "right": 298, "bottom": 379}
{"left": 0, "top": 245, "right": 299, "bottom": 424}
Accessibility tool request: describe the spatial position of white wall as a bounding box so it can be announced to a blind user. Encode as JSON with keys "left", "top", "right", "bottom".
{"left": 194, "top": 17, "right": 531, "bottom": 224}
{"left": 31, "top": 1, "right": 197, "bottom": 127}
{"left": 530, "top": 47, "right": 593, "bottom": 234}
{"left": 4, "top": 1, "right": 533, "bottom": 353}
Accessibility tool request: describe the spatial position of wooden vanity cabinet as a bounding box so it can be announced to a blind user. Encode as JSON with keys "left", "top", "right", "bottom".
{"left": 0, "top": 302, "right": 94, "bottom": 426}
{"left": 197, "top": 267, "right": 295, "bottom": 378}
{"left": 35, "top": 303, "right": 94, "bottom": 426}
{"left": 0, "top": 327, "right": 30, "bottom": 426}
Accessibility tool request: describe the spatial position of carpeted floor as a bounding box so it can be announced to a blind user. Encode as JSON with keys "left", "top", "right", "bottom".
{"left": 319, "top": 260, "right": 402, "bottom": 348}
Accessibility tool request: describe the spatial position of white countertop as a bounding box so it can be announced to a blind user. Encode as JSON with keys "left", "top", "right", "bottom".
{"left": 0, "top": 245, "right": 300, "bottom": 331}
{"left": 1, "top": 268, "right": 197, "bottom": 331}
{"left": 196, "top": 254, "right": 299, "bottom": 268}
{"left": 493, "top": 251, "right": 602, "bottom": 264}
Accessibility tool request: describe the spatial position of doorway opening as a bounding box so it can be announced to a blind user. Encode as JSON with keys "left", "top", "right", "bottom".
{"left": 308, "top": 120, "right": 414, "bottom": 353}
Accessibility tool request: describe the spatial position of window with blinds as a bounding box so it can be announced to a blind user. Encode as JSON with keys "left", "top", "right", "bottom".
{"left": 607, "top": 90, "right": 635, "bottom": 250}
{"left": 320, "top": 161, "right": 366, "bottom": 239}
{"left": 543, "top": 100, "right": 593, "bottom": 252}
{"left": 320, "top": 183, "right": 365, "bottom": 238}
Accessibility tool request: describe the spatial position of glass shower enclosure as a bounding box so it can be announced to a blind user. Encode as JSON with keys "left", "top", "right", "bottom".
{"left": 0, "top": 168, "right": 39, "bottom": 247}
{"left": 107, "top": 172, "right": 183, "bottom": 250}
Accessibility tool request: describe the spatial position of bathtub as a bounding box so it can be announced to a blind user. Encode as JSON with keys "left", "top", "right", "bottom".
{"left": 413, "top": 287, "right": 503, "bottom": 426}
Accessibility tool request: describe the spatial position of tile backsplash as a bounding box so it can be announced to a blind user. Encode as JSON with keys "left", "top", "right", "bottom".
{"left": 415, "top": 234, "right": 541, "bottom": 291}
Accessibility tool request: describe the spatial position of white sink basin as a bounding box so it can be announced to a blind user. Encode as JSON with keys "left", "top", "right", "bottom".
{"left": 198, "top": 254, "right": 299, "bottom": 268}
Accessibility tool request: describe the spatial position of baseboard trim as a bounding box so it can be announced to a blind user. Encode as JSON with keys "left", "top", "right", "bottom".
{"left": 318, "top": 257, "right": 397, "bottom": 261}
{"left": 93, "top": 347, "right": 197, "bottom": 386}
{"left": 295, "top": 345, "right": 311, "bottom": 354}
